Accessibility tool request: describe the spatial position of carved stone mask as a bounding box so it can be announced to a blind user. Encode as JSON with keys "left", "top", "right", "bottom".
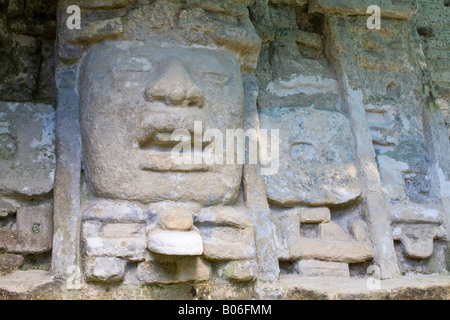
{"left": 80, "top": 41, "right": 245, "bottom": 205}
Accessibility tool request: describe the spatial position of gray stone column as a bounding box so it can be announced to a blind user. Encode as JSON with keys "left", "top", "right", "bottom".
{"left": 51, "top": 62, "right": 82, "bottom": 279}
{"left": 243, "top": 74, "right": 280, "bottom": 282}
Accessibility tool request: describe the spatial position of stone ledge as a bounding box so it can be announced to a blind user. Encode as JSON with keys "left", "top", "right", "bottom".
{"left": 309, "top": 0, "right": 417, "bottom": 20}
{"left": 256, "top": 274, "right": 450, "bottom": 300}
{"left": 0, "top": 271, "right": 449, "bottom": 300}
{"left": 0, "top": 270, "right": 59, "bottom": 299}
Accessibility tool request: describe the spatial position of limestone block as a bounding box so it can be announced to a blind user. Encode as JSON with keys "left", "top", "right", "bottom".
{"left": 0, "top": 102, "right": 55, "bottom": 196}
{"left": 296, "top": 30, "right": 323, "bottom": 50}
{"left": 392, "top": 224, "right": 444, "bottom": 260}
{"left": 0, "top": 254, "right": 24, "bottom": 271}
{"left": 270, "top": 0, "right": 308, "bottom": 6}
{"left": 101, "top": 223, "right": 144, "bottom": 238}
{"left": 147, "top": 229, "right": 203, "bottom": 256}
{"left": 309, "top": 0, "right": 417, "bottom": 20}
{"left": 319, "top": 221, "right": 352, "bottom": 242}
{"left": 85, "top": 257, "right": 126, "bottom": 283}
{"left": 187, "top": 0, "right": 250, "bottom": 18}
{"left": 221, "top": 260, "right": 258, "bottom": 282}
{"left": 298, "top": 207, "right": 331, "bottom": 224}
{"left": 195, "top": 206, "right": 256, "bottom": 260}
{"left": 377, "top": 155, "right": 409, "bottom": 201}
{"left": 298, "top": 238, "right": 373, "bottom": 263}
{"left": 82, "top": 201, "right": 148, "bottom": 223}
{"left": 14, "top": 204, "right": 53, "bottom": 254}
{"left": 84, "top": 237, "right": 146, "bottom": 261}
{"left": 0, "top": 200, "right": 15, "bottom": 218}
{"left": 0, "top": 204, "right": 53, "bottom": 254}
{"left": 270, "top": 211, "right": 301, "bottom": 260}
{"left": 294, "top": 259, "right": 350, "bottom": 278}
{"left": 350, "top": 220, "right": 370, "bottom": 243}
{"left": 195, "top": 206, "right": 253, "bottom": 228}
{"left": 74, "top": 0, "right": 133, "bottom": 9}
{"left": 260, "top": 107, "right": 361, "bottom": 206}
{"left": 83, "top": 221, "right": 145, "bottom": 238}
{"left": 389, "top": 202, "right": 443, "bottom": 225}
{"left": 136, "top": 260, "right": 178, "bottom": 284}
{"left": 177, "top": 257, "right": 212, "bottom": 282}
{"left": 60, "top": 18, "right": 123, "bottom": 46}
{"left": 200, "top": 226, "right": 256, "bottom": 260}
{"left": 136, "top": 257, "right": 211, "bottom": 284}
{"left": 159, "top": 210, "right": 193, "bottom": 231}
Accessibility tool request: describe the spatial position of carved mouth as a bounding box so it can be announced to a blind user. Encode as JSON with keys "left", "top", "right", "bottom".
{"left": 139, "top": 131, "right": 210, "bottom": 151}
{"left": 138, "top": 114, "right": 213, "bottom": 172}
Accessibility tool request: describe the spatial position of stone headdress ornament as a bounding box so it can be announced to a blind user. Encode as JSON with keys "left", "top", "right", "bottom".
{"left": 59, "top": 0, "right": 261, "bottom": 72}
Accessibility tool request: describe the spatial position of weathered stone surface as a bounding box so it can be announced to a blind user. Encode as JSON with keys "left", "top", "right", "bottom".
{"left": 75, "top": 0, "right": 133, "bottom": 9}
{"left": 61, "top": 18, "right": 123, "bottom": 46}
{"left": 0, "top": 33, "right": 41, "bottom": 101}
{"left": 0, "top": 102, "right": 55, "bottom": 196}
{"left": 194, "top": 206, "right": 257, "bottom": 260}
{"left": 270, "top": 0, "right": 308, "bottom": 6}
{"left": 294, "top": 259, "right": 350, "bottom": 278}
{"left": 299, "top": 207, "right": 331, "bottom": 224}
{"left": 392, "top": 224, "right": 446, "bottom": 260}
{"left": 242, "top": 73, "right": 280, "bottom": 282}
{"left": 319, "top": 221, "right": 352, "bottom": 242}
{"left": 270, "top": 210, "right": 301, "bottom": 260}
{"left": 350, "top": 220, "right": 370, "bottom": 243}
{"left": 296, "top": 30, "right": 323, "bottom": 50}
{"left": 85, "top": 257, "right": 126, "bottom": 283}
{"left": 0, "top": 203, "right": 53, "bottom": 254}
{"left": 0, "top": 200, "right": 15, "bottom": 218}
{"left": 195, "top": 206, "right": 253, "bottom": 228}
{"left": 200, "top": 225, "right": 256, "bottom": 261}
{"left": 121, "top": 0, "right": 261, "bottom": 72}
{"left": 309, "top": 0, "right": 417, "bottom": 20}
{"left": 0, "top": 254, "right": 24, "bottom": 271}
{"left": 136, "top": 257, "right": 211, "bottom": 284}
{"left": 389, "top": 203, "right": 443, "bottom": 225}
{"left": 159, "top": 210, "right": 193, "bottom": 231}
{"left": 187, "top": 0, "right": 251, "bottom": 18}
{"left": 82, "top": 221, "right": 145, "bottom": 239}
{"left": 327, "top": 15, "right": 407, "bottom": 279}
{"left": 51, "top": 64, "right": 82, "bottom": 279}
{"left": 84, "top": 237, "right": 146, "bottom": 262}
{"left": 147, "top": 229, "right": 203, "bottom": 256}
{"left": 377, "top": 155, "right": 409, "bottom": 201}
{"left": 260, "top": 107, "right": 361, "bottom": 206}
{"left": 221, "top": 260, "right": 258, "bottom": 282}
{"left": 101, "top": 223, "right": 144, "bottom": 238}
{"left": 36, "top": 38, "right": 57, "bottom": 104}
{"left": 297, "top": 238, "right": 373, "bottom": 263}
{"left": 14, "top": 204, "right": 53, "bottom": 253}
{"left": 136, "top": 260, "right": 178, "bottom": 284}
{"left": 177, "top": 257, "right": 212, "bottom": 282}
{"left": 83, "top": 201, "right": 147, "bottom": 223}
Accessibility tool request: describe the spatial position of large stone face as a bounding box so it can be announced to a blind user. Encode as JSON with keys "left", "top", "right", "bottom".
{"left": 79, "top": 42, "right": 245, "bottom": 206}
{"left": 260, "top": 107, "right": 360, "bottom": 206}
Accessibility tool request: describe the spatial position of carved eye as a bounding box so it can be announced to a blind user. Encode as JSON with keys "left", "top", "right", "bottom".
{"left": 111, "top": 58, "right": 154, "bottom": 73}
{"left": 201, "top": 71, "right": 231, "bottom": 86}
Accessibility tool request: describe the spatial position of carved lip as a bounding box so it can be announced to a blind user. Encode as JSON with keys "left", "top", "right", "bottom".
{"left": 138, "top": 112, "right": 212, "bottom": 172}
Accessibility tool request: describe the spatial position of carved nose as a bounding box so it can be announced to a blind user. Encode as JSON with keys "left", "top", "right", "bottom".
{"left": 145, "top": 58, "right": 204, "bottom": 108}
